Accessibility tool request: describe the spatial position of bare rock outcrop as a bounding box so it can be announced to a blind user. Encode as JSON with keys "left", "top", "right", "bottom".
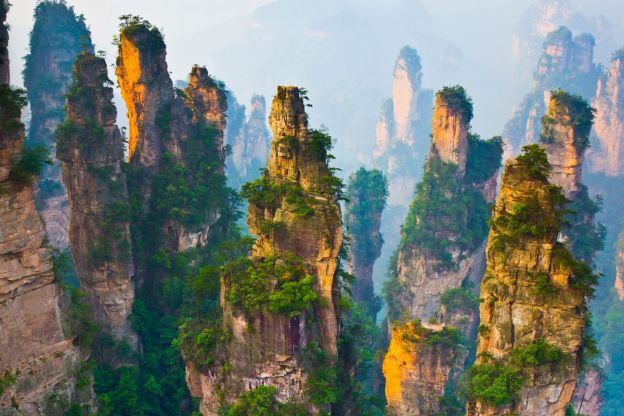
{"left": 0, "top": 5, "right": 89, "bottom": 413}
{"left": 22, "top": 1, "right": 94, "bottom": 248}
{"left": 57, "top": 52, "right": 136, "bottom": 344}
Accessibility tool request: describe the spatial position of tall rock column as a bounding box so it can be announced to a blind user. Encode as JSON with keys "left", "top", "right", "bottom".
{"left": 185, "top": 87, "right": 343, "bottom": 415}
{"left": 344, "top": 167, "right": 388, "bottom": 317}
{"left": 23, "top": 1, "right": 93, "bottom": 248}
{"left": 589, "top": 50, "right": 624, "bottom": 176}
{"left": 468, "top": 145, "right": 596, "bottom": 416}
{"left": 503, "top": 27, "right": 601, "bottom": 156}
{"left": 57, "top": 52, "right": 136, "bottom": 344}
{"left": 0, "top": 4, "right": 88, "bottom": 413}
{"left": 383, "top": 87, "right": 503, "bottom": 416}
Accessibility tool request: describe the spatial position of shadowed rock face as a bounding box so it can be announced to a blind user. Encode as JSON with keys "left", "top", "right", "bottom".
{"left": 468, "top": 150, "right": 591, "bottom": 416}
{"left": 225, "top": 93, "right": 271, "bottom": 190}
{"left": 383, "top": 87, "right": 502, "bottom": 416}
{"left": 57, "top": 52, "right": 136, "bottom": 345}
{"left": 589, "top": 51, "right": 624, "bottom": 176}
{"left": 0, "top": 5, "right": 90, "bottom": 413}
{"left": 23, "top": 2, "right": 94, "bottom": 248}
{"left": 504, "top": 26, "right": 601, "bottom": 156}
{"left": 186, "top": 86, "right": 343, "bottom": 415}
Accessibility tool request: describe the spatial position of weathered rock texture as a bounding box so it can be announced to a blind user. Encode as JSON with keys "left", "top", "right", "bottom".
{"left": 383, "top": 87, "right": 503, "bottom": 415}
{"left": 589, "top": 50, "right": 624, "bottom": 176}
{"left": 57, "top": 52, "right": 135, "bottom": 344}
{"left": 469, "top": 147, "right": 593, "bottom": 416}
{"left": 344, "top": 167, "right": 387, "bottom": 318}
{"left": 116, "top": 19, "right": 228, "bottom": 263}
{"left": 373, "top": 46, "right": 433, "bottom": 297}
{"left": 225, "top": 93, "right": 271, "bottom": 190}
{"left": 0, "top": 6, "right": 88, "bottom": 413}
{"left": 615, "top": 232, "right": 624, "bottom": 301}
{"left": 571, "top": 368, "right": 603, "bottom": 416}
{"left": 186, "top": 86, "right": 343, "bottom": 415}
{"left": 504, "top": 26, "right": 601, "bottom": 156}
{"left": 22, "top": 1, "right": 93, "bottom": 248}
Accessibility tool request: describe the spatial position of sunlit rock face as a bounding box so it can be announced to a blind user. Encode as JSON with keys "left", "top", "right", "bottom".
{"left": 57, "top": 52, "right": 136, "bottom": 345}
{"left": 225, "top": 93, "right": 271, "bottom": 190}
{"left": 186, "top": 87, "right": 342, "bottom": 415}
{"left": 468, "top": 151, "right": 591, "bottom": 416}
{"left": 22, "top": 2, "right": 94, "bottom": 248}
{"left": 116, "top": 24, "right": 228, "bottom": 256}
{"left": 0, "top": 5, "right": 90, "bottom": 413}
{"left": 588, "top": 51, "right": 624, "bottom": 177}
{"left": 383, "top": 87, "right": 502, "bottom": 416}
{"left": 504, "top": 26, "right": 601, "bottom": 156}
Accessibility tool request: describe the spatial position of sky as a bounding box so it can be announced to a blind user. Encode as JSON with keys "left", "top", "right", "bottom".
{"left": 7, "top": 0, "right": 624, "bottom": 172}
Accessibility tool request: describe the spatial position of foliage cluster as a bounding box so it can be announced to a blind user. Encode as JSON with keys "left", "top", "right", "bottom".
{"left": 241, "top": 174, "right": 316, "bottom": 218}
{"left": 436, "top": 85, "right": 474, "bottom": 122}
{"left": 397, "top": 319, "right": 465, "bottom": 349}
{"left": 219, "top": 386, "right": 310, "bottom": 416}
{"left": 465, "top": 134, "right": 503, "bottom": 184}
{"left": 466, "top": 339, "right": 565, "bottom": 407}
{"left": 224, "top": 252, "right": 318, "bottom": 317}
{"left": 0, "top": 84, "right": 27, "bottom": 134}
{"left": 540, "top": 90, "right": 595, "bottom": 151}
{"left": 401, "top": 155, "right": 490, "bottom": 270}
{"left": 0, "top": 371, "right": 17, "bottom": 396}
{"left": 9, "top": 144, "right": 51, "bottom": 184}
{"left": 118, "top": 15, "right": 165, "bottom": 51}
{"left": 440, "top": 287, "right": 479, "bottom": 314}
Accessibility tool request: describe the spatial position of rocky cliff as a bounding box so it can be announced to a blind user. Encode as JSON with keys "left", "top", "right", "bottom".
{"left": 504, "top": 26, "right": 601, "bottom": 155}
{"left": 373, "top": 46, "right": 434, "bottom": 299}
{"left": 22, "top": 1, "right": 93, "bottom": 248}
{"left": 225, "top": 93, "right": 271, "bottom": 190}
{"left": 344, "top": 167, "right": 387, "bottom": 318}
{"left": 116, "top": 16, "right": 228, "bottom": 262}
{"left": 185, "top": 86, "right": 343, "bottom": 415}
{"left": 56, "top": 52, "right": 136, "bottom": 345}
{"left": 383, "top": 86, "right": 503, "bottom": 416}
{"left": 467, "top": 145, "right": 597, "bottom": 416}
{"left": 589, "top": 50, "right": 624, "bottom": 176}
{"left": 0, "top": 5, "right": 89, "bottom": 413}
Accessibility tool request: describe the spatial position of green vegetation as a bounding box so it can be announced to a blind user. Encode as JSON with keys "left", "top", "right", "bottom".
{"left": 118, "top": 15, "right": 165, "bottom": 51}
{"left": 540, "top": 90, "right": 595, "bottom": 151}
{"left": 219, "top": 386, "right": 309, "bottom": 416}
{"left": 466, "top": 339, "right": 566, "bottom": 407}
{"left": 436, "top": 85, "right": 474, "bottom": 122}
{"left": 440, "top": 287, "right": 479, "bottom": 314}
{"left": 9, "top": 145, "right": 51, "bottom": 184}
{"left": 0, "top": 84, "right": 27, "bottom": 133}
{"left": 566, "top": 186, "right": 606, "bottom": 266}
{"left": 241, "top": 174, "right": 315, "bottom": 217}
{"left": 465, "top": 135, "right": 503, "bottom": 183}
{"left": 303, "top": 343, "right": 339, "bottom": 407}
{"left": 400, "top": 155, "right": 491, "bottom": 270}
{"left": 552, "top": 243, "right": 600, "bottom": 298}
{"left": 224, "top": 252, "right": 318, "bottom": 317}
{"left": 0, "top": 371, "right": 17, "bottom": 396}
{"left": 398, "top": 319, "right": 465, "bottom": 349}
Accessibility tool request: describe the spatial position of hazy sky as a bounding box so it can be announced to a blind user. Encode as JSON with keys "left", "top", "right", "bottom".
{"left": 7, "top": 0, "right": 624, "bottom": 171}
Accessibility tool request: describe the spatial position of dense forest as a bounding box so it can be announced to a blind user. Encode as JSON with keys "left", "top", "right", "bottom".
{"left": 1, "top": 1, "right": 624, "bottom": 416}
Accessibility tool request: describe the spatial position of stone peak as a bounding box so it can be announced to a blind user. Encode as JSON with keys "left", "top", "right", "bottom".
{"left": 269, "top": 86, "right": 308, "bottom": 142}
{"left": 73, "top": 52, "right": 108, "bottom": 87}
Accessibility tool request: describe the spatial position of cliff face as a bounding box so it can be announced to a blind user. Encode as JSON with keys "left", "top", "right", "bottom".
{"left": 57, "top": 52, "right": 135, "bottom": 344}
{"left": 186, "top": 86, "right": 343, "bottom": 415}
{"left": 344, "top": 167, "right": 387, "bottom": 317}
{"left": 23, "top": 1, "right": 94, "bottom": 248}
{"left": 0, "top": 6, "right": 88, "bottom": 413}
{"left": 589, "top": 51, "right": 624, "bottom": 176}
{"left": 116, "top": 18, "right": 228, "bottom": 258}
{"left": 225, "top": 93, "right": 271, "bottom": 190}
{"left": 504, "top": 27, "right": 601, "bottom": 155}
{"left": 468, "top": 145, "right": 595, "bottom": 416}
{"left": 383, "top": 87, "right": 503, "bottom": 416}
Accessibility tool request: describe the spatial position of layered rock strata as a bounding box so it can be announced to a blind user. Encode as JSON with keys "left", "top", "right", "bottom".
{"left": 186, "top": 86, "right": 343, "bottom": 415}
{"left": 468, "top": 146, "right": 595, "bottom": 416}
{"left": 383, "top": 87, "right": 503, "bottom": 415}
{"left": 57, "top": 52, "right": 136, "bottom": 344}
{"left": 0, "top": 5, "right": 88, "bottom": 413}
{"left": 23, "top": 1, "right": 94, "bottom": 247}
{"left": 504, "top": 26, "right": 601, "bottom": 155}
